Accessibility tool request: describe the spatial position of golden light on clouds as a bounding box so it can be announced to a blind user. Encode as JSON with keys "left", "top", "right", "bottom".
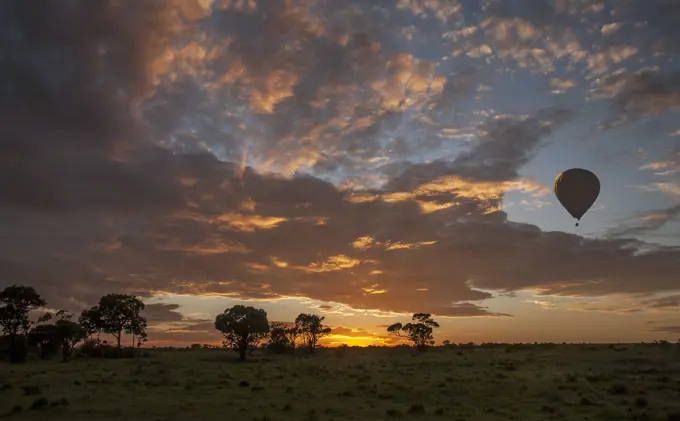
{"left": 351, "top": 236, "right": 437, "bottom": 251}
{"left": 352, "top": 236, "right": 375, "bottom": 250}
{"left": 347, "top": 175, "right": 549, "bottom": 215}
{"left": 384, "top": 240, "right": 437, "bottom": 251}
{"left": 362, "top": 285, "right": 387, "bottom": 295}
{"left": 306, "top": 255, "right": 366, "bottom": 273}
{"left": 155, "top": 238, "right": 250, "bottom": 255}
{"left": 417, "top": 200, "right": 455, "bottom": 214}
{"left": 169, "top": 210, "right": 290, "bottom": 232}
{"left": 270, "top": 257, "right": 289, "bottom": 268}
{"left": 216, "top": 213, "right": 289, "bottom": 232}
{"left": 247, "top": 263, "right": 270, "bottom": 272}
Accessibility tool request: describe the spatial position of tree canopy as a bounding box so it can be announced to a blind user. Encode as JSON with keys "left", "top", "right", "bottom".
{"left": 81, "top": 294, "right": 146, "bottom": 349}
{"left": 295, "top": 313, "right": 331, "bottom": 353}
{"left": 0, "top": 285, "right": 46, "bottom": 362}
{"left": 215, "top": 305, "right": 270, "bottom": 360}
{"left": 387, "top": 313, "right": 440, "bottom": 350}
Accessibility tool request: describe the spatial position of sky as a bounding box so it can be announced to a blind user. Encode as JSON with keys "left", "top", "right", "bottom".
{"left": 1, "top": 0, "right": 680, "bottom": 347}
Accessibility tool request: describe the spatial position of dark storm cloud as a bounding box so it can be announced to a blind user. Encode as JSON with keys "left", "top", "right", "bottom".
{"left": 0, "top": 0, "right": 196, "bottom": 212}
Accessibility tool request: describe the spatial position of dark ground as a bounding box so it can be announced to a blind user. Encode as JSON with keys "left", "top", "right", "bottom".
{"left": 1, "top": 344, "right": 679, "bottom": 420}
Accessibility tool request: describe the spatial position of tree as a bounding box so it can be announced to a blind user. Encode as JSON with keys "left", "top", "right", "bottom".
{"left": 0, "top": 285, "right": 46, "bottom": 363}
{"left": 86, "top": 294, "right": 146, "bottom": 349}
{"left": 442, "top": 340, "right": 451, "bottom": 346}
{"left": 214, "top": 305, "right": 270, "bottom": 361}
{"left": 268, "top": 322, "right": 291, "bottom": 354}
{"left": 129, "top": 316, "right": 148, "bottom": 348}
{"left": 27, "top": 312, "right": 56, "bottom": 359}
{"left": 28, "top": 310, "right": 86, "bottom": 362}
{"left": 387, "top": 313, "right": 440, "bottom": 350}
{"left": 284, "top": 325, "right": 301, "bottom": 353}
{"left": 28, "top": 325, "right": 58, "bottom": 359}
{"left": 54, "top": 317, "right": 87, "bottom": 362}
{"left": 295, "top": 313, "right": 331, "bottom": 353}
{"left": 78, "top": 306, "right": 102, "bottom": 342}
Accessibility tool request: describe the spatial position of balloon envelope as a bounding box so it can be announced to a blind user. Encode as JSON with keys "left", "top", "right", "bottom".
{"left": 554, "top": 168, "right": 600, "bottom": 221}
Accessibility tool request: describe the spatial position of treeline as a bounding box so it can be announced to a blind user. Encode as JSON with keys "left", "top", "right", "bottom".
{"left": 0, "top": 285, "right": 147, "bottom": 363}
{"left": 211, "top": 309, "right": 443, "bottom": 360}
{"left": 213, "top": 305, "right": 332, "bottom": 360}
{"left": 1, "top": 284, "right": 444, "bottom": 364}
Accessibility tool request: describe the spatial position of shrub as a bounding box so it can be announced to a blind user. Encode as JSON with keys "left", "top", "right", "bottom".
{"left": 635, "top": 397, "right": 648, "bottom": 408}
{"left": 29, "top": 398, "right": 49, "bottom": 410}
{"left": 607, "top": 383, "right": 628, "bottom": 395}
{"left": 386, "top": 409, "right": 404, "bottom": 418}
{"left": 78, "top": 340, "right": 138, "bottom": 359}
{"left": 266, "top": 342, "right": 289, "bottom": 355}
{"left": 22, "top": 385, "right": 42, "bottom": 396}
{"left": 334, "top": 344, "right": 349, "bottom": 358}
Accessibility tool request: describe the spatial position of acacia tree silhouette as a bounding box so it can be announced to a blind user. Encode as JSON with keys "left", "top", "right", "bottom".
{"left": 386, "top": 313, "right": 440, "bottom": 351}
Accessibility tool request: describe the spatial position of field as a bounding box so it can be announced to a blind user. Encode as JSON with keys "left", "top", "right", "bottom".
{"left": 1, "top": 344, "right": 680, "bottom": 421}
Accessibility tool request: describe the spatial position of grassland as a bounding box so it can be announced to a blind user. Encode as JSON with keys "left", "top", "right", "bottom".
{"left": 1, "top": 344, "right": 680, "bottom": 421}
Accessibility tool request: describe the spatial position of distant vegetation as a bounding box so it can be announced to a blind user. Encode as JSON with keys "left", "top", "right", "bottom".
{"left": 4, "top": 284, "right": 435, "bottom": 364}
{"left": 1, "top": 285, "right": 148, "bottom": 363}
{"left": 3, "top": 284, "right": 678, "bottom": 368}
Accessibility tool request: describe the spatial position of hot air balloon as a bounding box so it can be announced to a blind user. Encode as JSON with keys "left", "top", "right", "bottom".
{"left": 554, "top": 168, "right": 600, "bottom": 227}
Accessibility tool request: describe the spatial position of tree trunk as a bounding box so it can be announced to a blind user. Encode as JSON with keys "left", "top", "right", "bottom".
{"left": 239, "top": 348, "right": 246, "bottom": 361}
{"left": 116, "top": 331, "right": 122, "bottom": 348}
{"left": 61, "top": 341, "right": 71, "bottom": 362}
{"left": 8, "top": 335, "right": 27, "bottom": 364}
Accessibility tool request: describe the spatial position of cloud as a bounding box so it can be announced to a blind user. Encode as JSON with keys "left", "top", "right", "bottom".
{"left": 6, "top": 142, "right": 680, "bottom": 321}
{"left": 639, "top": 161, "right": 680, "bottom": 176}
{"left": 450, "top": 108, "right": 572, "bottom": 182}
{"left": 0, "top": 0, "right": 198, "bottom": 213}
{"left": 606, "top": 180, "right": 680, "bottom": 237}
{"left": 550, "top": 78, "right": 577, "bottom": 94}
{"left": 648, "top": 325, "right": 680, "bottom": 334}
{"left": 640, "top": 295, "right": 680, "bottom": 309}
{"left": 594, "top": 68, "right": 680, "bottom": 129}
{"left": 143, "top": 303, "right": 185, "bottom": 323}
{"left": 396, "top": 0, "right": 463, "bottom": 23}
{"left": 606, "top": 205, "right": 680, "bottom": 238}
